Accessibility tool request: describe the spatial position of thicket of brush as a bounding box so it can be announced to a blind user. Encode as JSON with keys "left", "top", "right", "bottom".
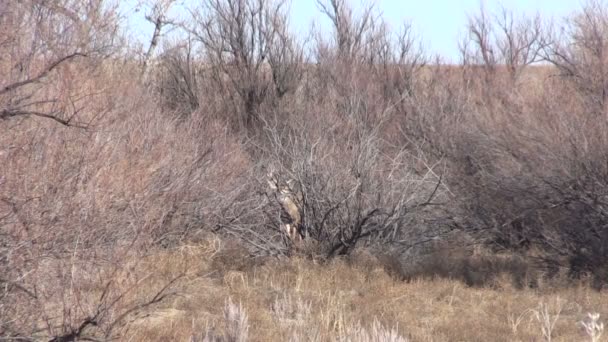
{"left": 3, "top": 0, "right": 608, "bottom": 340}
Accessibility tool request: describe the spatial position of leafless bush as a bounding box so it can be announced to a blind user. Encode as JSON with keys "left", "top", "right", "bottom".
{"left": 154, "top": 39, "right": 201, "bottom": 118}
{"left": 311, "top": 0, "right": 380, "bottom": 98}
{"left": 543, "top": 0, "right": 608, "bottom": 117}
{"left": 228, "top": 102, "right": 454, "bottom": 259}
{"left": 0, "top": 233, "right": 183, "bottom": 341}
{"left": 460, "top": 4, "right": 544, "bottom": 96}
{"left": 187, "top": 0, "right": 303, "bottom": 131}
{"left": 310, "top": 0, "right": 429, "bottom": 159}
{"left": 0, "top": 74, "right": 253, "bottom": 337}
{"left": 447, "top": 1, "right": 608, "bottom": 288}
{"left": 314, "top": 0, "right": 382, "bottom": 63}
{"left": 375, "top": 23, "right": 426, "bottom": 103}
{"left": 525, "top": 4, "right": 608, "bottom": 286}
{"left": 0, "top": 0, "right": 119, "bottom": 127}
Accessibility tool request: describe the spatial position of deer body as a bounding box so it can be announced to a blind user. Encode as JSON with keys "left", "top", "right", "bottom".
{"left": 267, "top": 172, "right": 304, "bottom": 243}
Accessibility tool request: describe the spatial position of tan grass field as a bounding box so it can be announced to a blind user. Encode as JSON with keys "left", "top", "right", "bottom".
{"left": 86, "top": 240, "right": 605, "bottom": 342}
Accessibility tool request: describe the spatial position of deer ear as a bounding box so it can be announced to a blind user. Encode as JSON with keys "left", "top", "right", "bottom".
{"left": 267, "top": 179, "right": 277, "bottom": 190}
{"left": 267, "top": 171, "right": 278, "bottom": 190}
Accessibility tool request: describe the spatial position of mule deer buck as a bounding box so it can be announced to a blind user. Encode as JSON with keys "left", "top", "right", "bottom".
{"left": 267, "top": 171, "right": 305, "bottom": 243}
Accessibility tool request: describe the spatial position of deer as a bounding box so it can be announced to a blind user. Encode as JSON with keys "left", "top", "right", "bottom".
{"left": 267, "top": 170, "right": 305, "bottom": 244}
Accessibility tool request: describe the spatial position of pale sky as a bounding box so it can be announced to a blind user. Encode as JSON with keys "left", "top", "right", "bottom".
{"left": 122, "top": 0, "right": 584, "bottom": 62}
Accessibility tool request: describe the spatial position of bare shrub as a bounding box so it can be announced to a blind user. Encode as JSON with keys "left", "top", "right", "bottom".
{"left": 198, "top": 0, "right": 451, "bottom": 259}
{"left": 315, "top": 0, "right": 377, "bottom": 62}
{"left": 187, "top": 0, "right": 303, "bottom": 131}
{"left": 311, "top": 0, "right": 384, "bottom": 107}
{"left": 154, "top": 39, "right": 201, "bottom": 118}
{"left": 0, "top": 4, "right": 251, "bottom": 332}
{"left": 446, "top": 1, "right": 608, "bottom": 289}
{"left": 250, "top": 104, "right": 451, "bottom": 259}
{"left": 543, "top": 0, "right": 608, "bottom": 117}
{"left": 0, "top": 237, "right": 183, "bottom": 341}
{"left": 459, "top": 3, "right": 545, "bottom": 107}
{"left": 374, "top": 22, "right": 426, "bottom": 104}
{"left": 0, "top": 0, "right": 119, "bottom": 127}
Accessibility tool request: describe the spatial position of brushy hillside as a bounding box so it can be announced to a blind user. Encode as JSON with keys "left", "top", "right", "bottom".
{"left": 2, "top": 0, "right": 608, "bottom": 340}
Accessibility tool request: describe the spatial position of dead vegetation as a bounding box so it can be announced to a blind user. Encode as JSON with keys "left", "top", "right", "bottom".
{"left": 29, "top": 241, "right": 608, "bottom": 342}
{"left": 2, "top": 0, "right": 608, "bottom": 340}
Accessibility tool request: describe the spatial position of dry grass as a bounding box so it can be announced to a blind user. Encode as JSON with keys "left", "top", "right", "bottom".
{"left": 62, "top": 240, "right": 603, "bottom": 342}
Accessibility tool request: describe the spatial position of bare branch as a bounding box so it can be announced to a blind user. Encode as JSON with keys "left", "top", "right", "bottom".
{"left": 0, "top": 53, "right": 87, "bottom": 96}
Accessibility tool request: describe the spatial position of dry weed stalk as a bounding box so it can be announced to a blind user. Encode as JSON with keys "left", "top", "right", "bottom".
{"left": 508, "top": 308, "right": 533, "bottom": 335}
{"left": 532, "top": 297, "right": 564, "bottom": 342}
{"left": 581, "top": 313, "right": 604, "bottom": 342}
{"left": 342, "top": 319, "right": 409, "bottom": 342}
